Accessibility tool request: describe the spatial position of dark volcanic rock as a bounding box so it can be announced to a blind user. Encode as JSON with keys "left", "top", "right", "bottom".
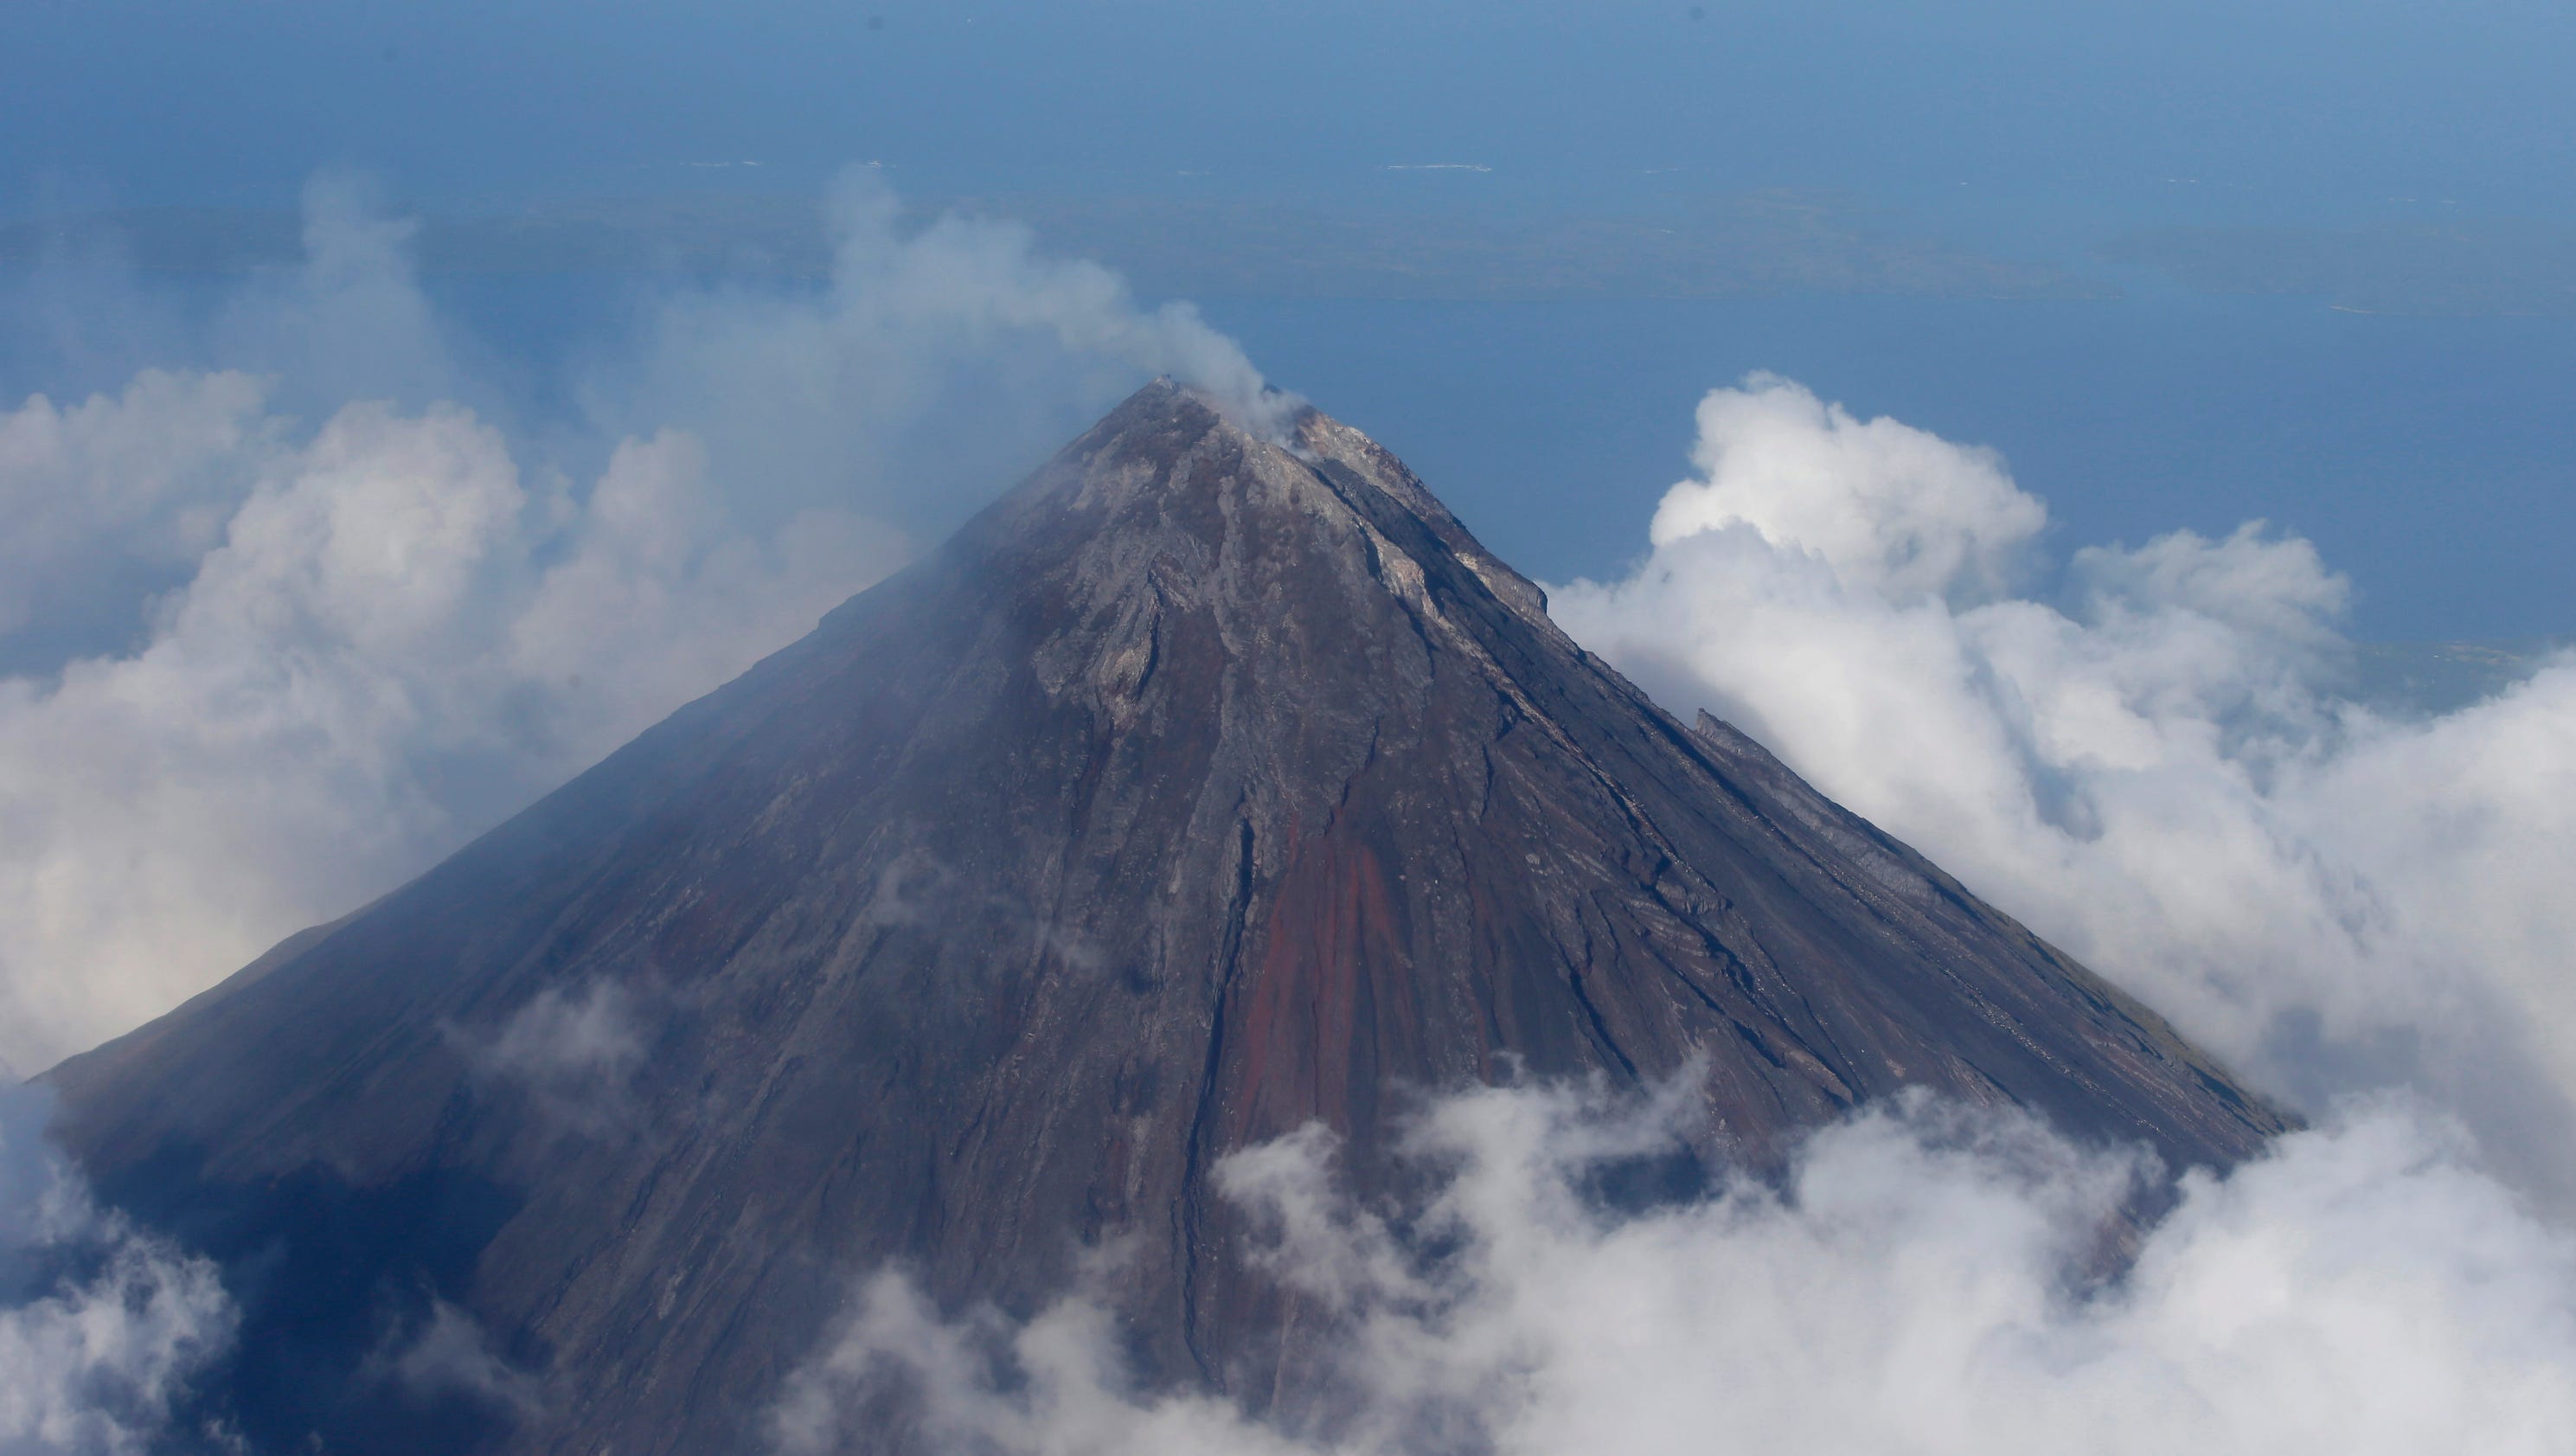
{"left": 45, "top": 381, "right": 2286, "bottom": 1453}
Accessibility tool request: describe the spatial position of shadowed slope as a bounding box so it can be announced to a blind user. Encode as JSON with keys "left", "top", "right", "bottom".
{"left": 48, "top": 380, "right": 2286, "bottom": 1453}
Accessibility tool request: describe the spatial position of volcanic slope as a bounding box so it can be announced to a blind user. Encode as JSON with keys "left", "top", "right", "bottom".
{"left": 47, "top": 380, "right": 2287, "bottom": 1453}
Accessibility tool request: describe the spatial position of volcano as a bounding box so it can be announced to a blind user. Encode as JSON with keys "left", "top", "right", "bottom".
{"left": 46, "top": 381, "right": 2285, "bottom": 1453}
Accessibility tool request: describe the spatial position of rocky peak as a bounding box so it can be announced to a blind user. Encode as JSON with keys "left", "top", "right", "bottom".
{"left": 46, "top": 379, "right": 2285, "bottom": 1456}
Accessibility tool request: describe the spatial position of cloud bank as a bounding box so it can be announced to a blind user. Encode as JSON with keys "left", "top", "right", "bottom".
{"left": 776, "top": 1084, "right": 2576, "bottom": 1456}
{"left": 1552, "top": 373, "right": 2576, "bottom": 1202}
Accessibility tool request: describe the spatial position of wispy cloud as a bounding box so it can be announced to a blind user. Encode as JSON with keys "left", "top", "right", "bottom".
{"left": 454, "top": 980, "right": 651, "bottom": 1139}
{"left": 0, "top": 1087, "right": 236, "bottom": 1454}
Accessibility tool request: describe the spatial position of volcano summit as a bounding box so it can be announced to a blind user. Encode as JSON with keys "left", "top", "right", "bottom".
{"left": 47, "top": 381, "right": 2285, "bottom": 1453}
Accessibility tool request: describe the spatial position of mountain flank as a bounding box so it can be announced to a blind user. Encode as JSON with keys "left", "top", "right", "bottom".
{"left": 48, "top": 379, "right": 2286, "bottom": 1454}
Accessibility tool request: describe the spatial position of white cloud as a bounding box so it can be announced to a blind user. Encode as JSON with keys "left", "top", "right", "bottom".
{"left": 0, "top": 170, "right": 1289, "bottom": 1074}
{"left": 1646, "top": 373, "right": 2045, "bottom": 604}
{"left": 0, "top": 393, "right": 900, "bottom": 1071}
{"left": 1549, "top": 374, "right": 2576, "bottom": 1203}
{"left": 457, "top": 980, "right": 650, "bottom": 1138}
{"left": 774, "top": 1084, "right": 2576, "bottom": 1456}
{"left": 375, "top": 1299, "right": 545, "bottom": 1421}
{"left": 0, "top": 1088, "right": 236, "bottom": 1455}
{"left": 0, "top": 369, "right": 279, "bottom": 647}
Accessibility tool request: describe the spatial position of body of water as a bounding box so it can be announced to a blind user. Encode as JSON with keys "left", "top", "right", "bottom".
{"left": 1202, "top": 293, "right": 2576, "bottom": 641}
{"left": 7, "top": 266, "right": 2568, "bottom": 642}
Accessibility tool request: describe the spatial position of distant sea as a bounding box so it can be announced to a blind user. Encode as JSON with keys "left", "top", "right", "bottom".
{"left": 6, "top": 266, "right": 2570, "bottom": 644}
{"left": 1197, "top": 293, "right": 2576, "bottom": 645}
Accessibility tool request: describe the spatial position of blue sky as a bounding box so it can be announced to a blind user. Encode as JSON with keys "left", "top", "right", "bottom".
{"left": 10, "top": 0, "right": 2574, "bottom": 223}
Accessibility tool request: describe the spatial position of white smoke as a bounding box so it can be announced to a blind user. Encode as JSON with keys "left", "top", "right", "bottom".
{"left": 208, "top": 171, "right": 479, "bottom": 415}
{"left": 0, "top": 1087, "right": 236, "bottom": 1455}
{"left": 0, "top": 170, "right": 1290, "bottom": 1074}
{"left": 584, "top": 171, "right": 1298, "bottom": 534}
{"left": 775, "top": 1084, "right": 2576, "bottom": 1456}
